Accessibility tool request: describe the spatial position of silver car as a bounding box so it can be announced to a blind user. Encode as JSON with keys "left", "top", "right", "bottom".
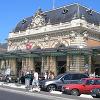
{"left": 39, "top": 72, "right": 88, "bottom": 92}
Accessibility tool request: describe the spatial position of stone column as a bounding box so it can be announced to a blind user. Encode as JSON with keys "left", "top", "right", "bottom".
{"left": 32, "top": 58, "right": 35, "bottom": 71}
{"left": 28, "top": 57, "right": 34, "bottom": 71}
{"left": 44, "top": 56, "right": 49, "bottom": 72}
{"left": 9, "top": 58, "right": 17, "bottom": 75}
{"left": 79, "top": 56, "right": 85, "bottom": 72}
{"left": 22, "top": 58, "right": 25, "bottom": 71}
{"left": 23, "top": 57, "right": 35, "bottom": 72}
{"left": 41, "top": 57, "right": 44, "bottom": 73}
{"left": 26, "top": 58, "right": 29, "bottom": 70}
{"left": 43, "top": 56, "right": 48, "bottom": 72}
{"left": 22, "top": 58, "right": 27, "bottom": 73}
{"left": 88, "top": 55, "right": 92, "bottom": 74}
{"left": 66, "top": 55, "right": 70, "bottom": 71}
{"left": 77, "top": 56, "right": 80, "bottom": 71}
{"left": 6, "top": 59, "right": 9, "bottom": 67}
{"left": 49, "top": 56, "right": 57, "bottom": 76}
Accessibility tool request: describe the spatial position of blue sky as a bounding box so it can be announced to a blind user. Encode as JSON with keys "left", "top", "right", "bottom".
{"left": 0, "top": 0, "right": 100, "bottom": 43}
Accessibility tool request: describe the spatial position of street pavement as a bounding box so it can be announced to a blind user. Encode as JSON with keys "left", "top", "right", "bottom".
{"left": 0, "top": 89, "right": 49, "bottom": 100}
{"left": 0, "top": 82, "right": 99, "bottom": 100}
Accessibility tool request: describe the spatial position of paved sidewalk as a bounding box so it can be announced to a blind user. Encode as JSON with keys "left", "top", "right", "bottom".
{"left": 0, "top": 82, "right": 25, "bottom": 89}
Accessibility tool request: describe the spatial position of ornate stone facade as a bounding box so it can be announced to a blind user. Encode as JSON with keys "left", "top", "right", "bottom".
{"left": 1, "top": 4, "right": 100, "bottom": 76}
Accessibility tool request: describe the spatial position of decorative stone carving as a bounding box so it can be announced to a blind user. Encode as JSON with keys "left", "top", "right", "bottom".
{"left": 8, "top": 40, "right": 13, "bottom": 46}
{"left": 44, "top": 34, "right": 50, "bottom": 41}
{"left": 29, "top": 9, "right": 46, "bottom": 28}
{"left": 70, "top": 31, "right": 76, "bottom": 39}
{"left": 83, "top": 31, "right": 88, "bottom": 40}
{"left": 24, "top": 38, "right": 29, "bottom": 44}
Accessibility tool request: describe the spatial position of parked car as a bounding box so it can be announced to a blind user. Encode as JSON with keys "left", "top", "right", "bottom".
{"left": 39, "top": 72, "right": 88, "bottom": 92}
{"left": 62, "top": 78, "right": 100, "bottom": 96}
{"left": 91, "top": 88, "right": 100, "bottom": 98}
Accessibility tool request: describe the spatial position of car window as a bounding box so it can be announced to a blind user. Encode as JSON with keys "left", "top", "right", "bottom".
{"left": 54, "top": 74, "right": 63, "bottom": 80}
{"left": 86, "top": 80, "right": 95, "bottom": 85}
{"left": 94, "top": 79, "right": 100, "bottom": 85}
{"left": 63, "top": 74, "right": 71, "bottom": 80}
{"left": 71, "top": 74, "right": 80, "bottom": 80}
{"left": 79, "top": 74, "right": 88, "bottom": 79}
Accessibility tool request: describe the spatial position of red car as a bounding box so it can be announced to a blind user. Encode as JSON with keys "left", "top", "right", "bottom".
{"left": 62, "top": 78, "right": 100, "bottom": 96}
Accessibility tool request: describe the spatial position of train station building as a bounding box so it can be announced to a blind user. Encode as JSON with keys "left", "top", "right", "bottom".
{"left": 0, "top": 4, "right": 100, "bottom": 76}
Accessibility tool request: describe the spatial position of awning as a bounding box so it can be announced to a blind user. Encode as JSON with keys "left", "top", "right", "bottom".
{"left": 42, "top": 52, "right": 66, "bottom": 56}
{"left": 22, "top": 53, "right": 40, "bottom": 58}
{"left": 67, "top": 49, "right": 91, "bottom": 55}
{"left": 0, "top": 51, "right": 40, "bottom": 59}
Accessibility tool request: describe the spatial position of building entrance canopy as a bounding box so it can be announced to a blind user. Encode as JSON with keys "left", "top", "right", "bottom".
{"left": 0, "top": 46, "right": 99, "bottom": 59}
{"left": 0, "top": 50, "right": 39, "bottom": 59}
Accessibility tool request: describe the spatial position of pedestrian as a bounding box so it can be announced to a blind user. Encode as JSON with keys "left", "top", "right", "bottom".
{"left": 25, "top": 71, "right": 30, "bottom": 91}
{"left": 49, "top": 71, "right": 55, "bottom": 79}
{"left": 44, "top": 71, "right": 48, "bottom": 80}
{"left": 51, "top": 72, "right": 55, "bottom": 79}
{"left": 30, "top": 71, "right": 40, "bottom": 92}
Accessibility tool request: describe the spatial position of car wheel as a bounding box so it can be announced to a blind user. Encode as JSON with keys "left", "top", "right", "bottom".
{"left": 70, "top": 89, "right": 80, "bottom": 96}
{"left": 47, "top": 84, "right": 56, "bottom": 92}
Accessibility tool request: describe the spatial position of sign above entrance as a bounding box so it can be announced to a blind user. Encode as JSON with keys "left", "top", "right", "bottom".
{"left": 26, "top": 42, "right": 33, "bottom": 50}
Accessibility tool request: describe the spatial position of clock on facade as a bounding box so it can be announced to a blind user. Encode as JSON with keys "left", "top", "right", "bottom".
{"left": 33, "top": 15, "right": 45, "bottom": 26}
{"left": 34, "top": 16, "right": 41, "bottom": 25}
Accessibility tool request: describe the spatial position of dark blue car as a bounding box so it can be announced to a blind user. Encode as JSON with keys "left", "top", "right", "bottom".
{"left": 91, "top": 88, "right": 100, "bottom": 98}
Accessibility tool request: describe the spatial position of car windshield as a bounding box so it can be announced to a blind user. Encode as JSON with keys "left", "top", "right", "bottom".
{"left": 54, "top": 74, "right": 64, "bottom": 80}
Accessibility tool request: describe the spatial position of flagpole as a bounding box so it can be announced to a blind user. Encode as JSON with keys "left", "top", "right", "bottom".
{"left": 53, "top": 0, "right": 55, "bottom": 9}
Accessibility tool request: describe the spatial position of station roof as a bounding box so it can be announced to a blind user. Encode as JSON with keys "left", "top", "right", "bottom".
{"left": 13, "top": 3, "right": 100, "bottom": 32}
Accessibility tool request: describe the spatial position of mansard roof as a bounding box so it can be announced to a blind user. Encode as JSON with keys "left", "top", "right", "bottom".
{"left": 13, "top": 3, "right": 100, "bottom": 32}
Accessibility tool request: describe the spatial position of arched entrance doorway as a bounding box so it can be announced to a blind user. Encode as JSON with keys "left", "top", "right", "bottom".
{"left": 56, "top": 56, "right": 66, "bottom": 74}
{"left": 55, "top": 43, "right": 67, "bottom": 75}
{"left": 16, "top": 58, "right": 22, "bottom": 77}
{"left": 33, "top": 47, "right": 42, "bottom": 74}
{"left": 34, "top": 58, "right": 41, "bottom": 74}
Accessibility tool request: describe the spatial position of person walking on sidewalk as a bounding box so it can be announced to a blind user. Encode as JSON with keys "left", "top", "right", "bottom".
{"left": 25, "top": 71, "right": 31, "bottom": 91}
{"left": 30, "top": 71, "right": 40, "bottom": 92}
{"left": 32, "top": 71, "right": 39, "bottom": 87}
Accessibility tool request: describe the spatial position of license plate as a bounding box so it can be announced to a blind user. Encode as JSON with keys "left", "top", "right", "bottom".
{"left": 92, "top": 94, "right": 96, "bottom": 96}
